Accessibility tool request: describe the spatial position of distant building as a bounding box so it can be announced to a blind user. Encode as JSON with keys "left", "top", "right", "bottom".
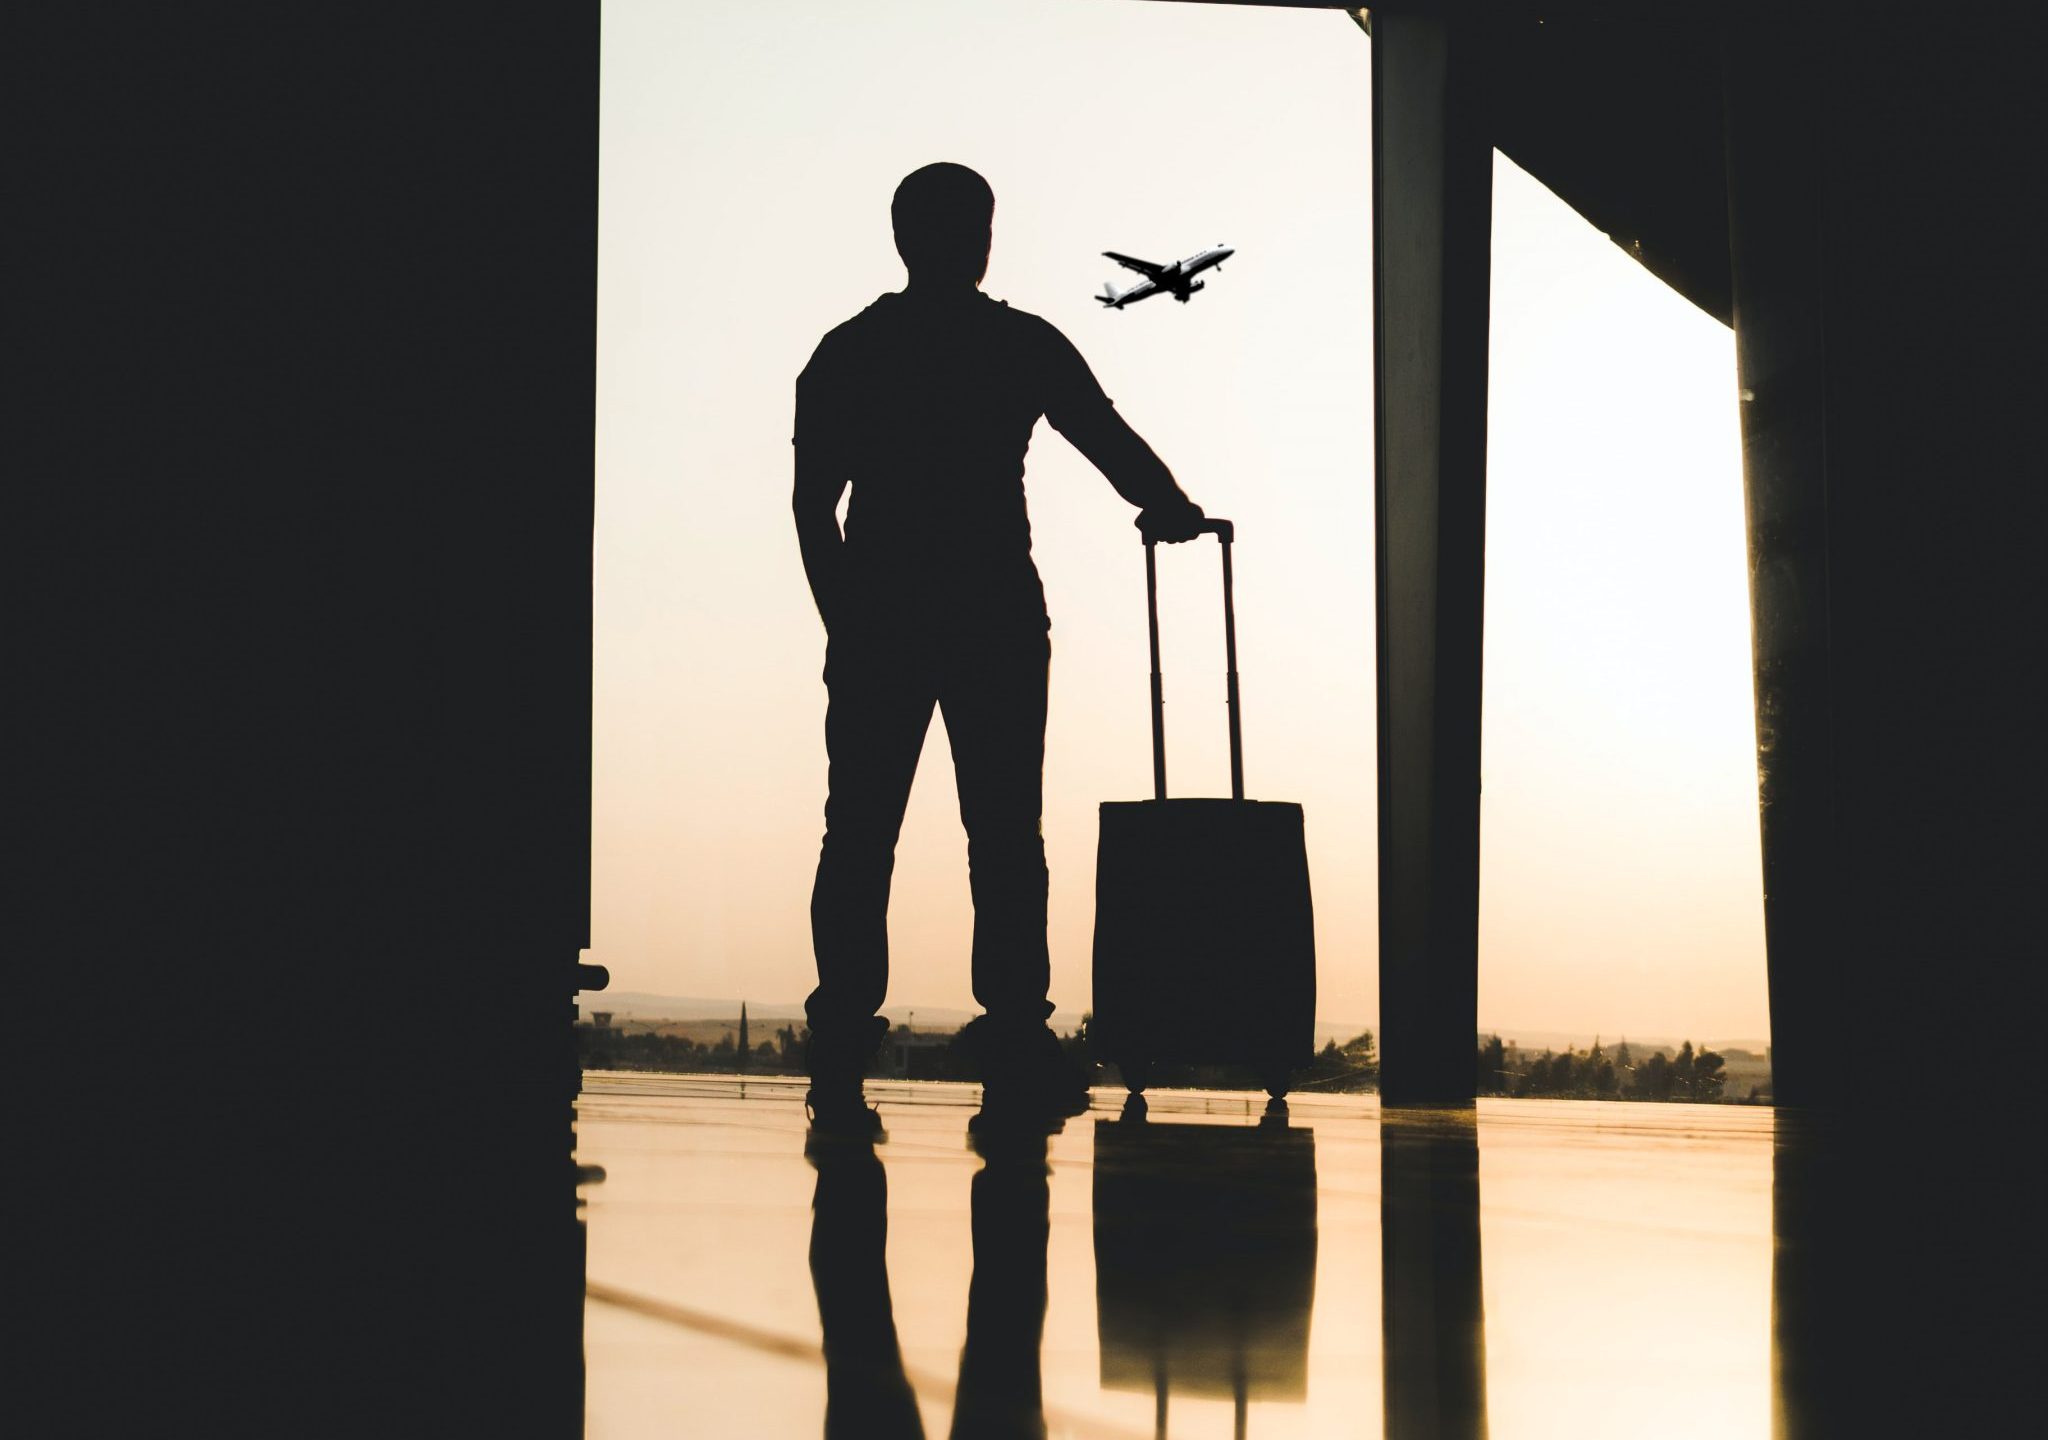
{"left": 884, "top": 1028, "right": 954, "bottom": 1081}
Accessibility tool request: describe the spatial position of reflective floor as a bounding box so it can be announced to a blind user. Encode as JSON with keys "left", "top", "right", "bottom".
{"left": 579, "top": 1077, "right": 1776, "bottom": 1438}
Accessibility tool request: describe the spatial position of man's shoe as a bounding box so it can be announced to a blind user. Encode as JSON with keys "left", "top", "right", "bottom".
{"left": 806, "top": 1086, "right": 885, "bottom": 1143}
{"left": 967, "top": 1105, "right": 1065, "bottom": 1145}
{"left": 964, "top": 1017, "right": 1092, "bottom": 1121}
{"left": 804, "top": 1015, "right": 889, "bottom": 1142}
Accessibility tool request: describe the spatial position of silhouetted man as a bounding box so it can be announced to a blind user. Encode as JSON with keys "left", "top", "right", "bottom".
{"left": 795, "top": 162, "right": 1206, "bottom": 1135}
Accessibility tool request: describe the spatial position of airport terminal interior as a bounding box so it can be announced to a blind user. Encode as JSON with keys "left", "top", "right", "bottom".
{"left": 34, "top": 6, "right": 2041, "bottom": 1434}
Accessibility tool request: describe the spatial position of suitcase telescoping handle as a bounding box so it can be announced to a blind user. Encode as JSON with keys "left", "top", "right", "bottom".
{"left": 1143, "top": 517, "right": 1242, "bottom": 802}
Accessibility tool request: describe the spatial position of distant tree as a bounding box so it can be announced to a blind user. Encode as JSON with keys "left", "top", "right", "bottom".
{"left": 1059, "top": 1014, "right": 1098, "bottom": 1082}
{"left": 1692, "top": 1046, "right": 1727, "bottom": 1101}
{"left": 1594, "top": 1058, "right": 1618, "bottom": 1097}
{"left": 1673, "top": 1040, "right": 1695, "bottom": 1095}
{"left": 1477, "top": 1035, "right": 1506, "bottom": 1095}
{"left": 1634, "top": 1050, "right": 1673, "bottom": 1101}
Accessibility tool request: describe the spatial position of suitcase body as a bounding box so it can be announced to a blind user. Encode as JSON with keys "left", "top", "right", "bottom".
{"left": 1090, "top": 520, "right": 1316, "bottom": 1094}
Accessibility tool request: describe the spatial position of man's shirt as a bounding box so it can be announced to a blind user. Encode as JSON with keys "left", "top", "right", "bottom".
{"left": 795, "top": 289, "right": 1169, "bottom": 638}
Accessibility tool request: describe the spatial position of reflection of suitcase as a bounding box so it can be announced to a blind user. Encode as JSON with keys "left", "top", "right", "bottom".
{"left": 1090, "top": 520, "right": 1316, "bottom": 1097}
{"left": 1093, "top": 1113, "right": 1318, "bottom": 1422}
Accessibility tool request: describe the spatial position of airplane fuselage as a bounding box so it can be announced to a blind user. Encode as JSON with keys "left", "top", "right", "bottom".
{"left": 1098, "top": 243, "right": 1236, "bottom": 308}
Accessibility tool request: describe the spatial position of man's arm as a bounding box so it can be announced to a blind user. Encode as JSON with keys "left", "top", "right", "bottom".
{"left": 1040, "top": 326, "right": 1206, "bottom": 541}
{"left": 792, "top": 356, "right": 852, "bottom": 631}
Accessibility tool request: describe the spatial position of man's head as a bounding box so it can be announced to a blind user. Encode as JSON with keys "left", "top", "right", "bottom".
{"left": 891, "top": 163, "right": 994, "bottom": 286}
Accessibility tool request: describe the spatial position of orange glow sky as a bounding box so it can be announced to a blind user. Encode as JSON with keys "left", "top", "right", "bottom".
{"left": 592, "top": 0, "right": 1768, "bottom": 1043}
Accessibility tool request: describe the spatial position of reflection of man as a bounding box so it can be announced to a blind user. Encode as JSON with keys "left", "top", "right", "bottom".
{"left": 950, "top": 1124, "right": 1054, "bottom": 1440}
{"left": 806, "top": 1125, "right": 1057, "bottom": 1440}
{"left": 806, "top": 1138, "right": 924, "bottom": 1440}
{"left": 794, "top": 162, "right": 1206, "bottom": 1136}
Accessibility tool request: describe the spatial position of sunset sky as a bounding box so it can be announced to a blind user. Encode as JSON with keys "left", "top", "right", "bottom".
{"left": 591, "top": 0, "right": 1768, "bottom": 1042}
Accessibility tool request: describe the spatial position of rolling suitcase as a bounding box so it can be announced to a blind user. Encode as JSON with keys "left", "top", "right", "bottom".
{"left": 1090, "top": 519, "right": 1316, "bottom": 1098}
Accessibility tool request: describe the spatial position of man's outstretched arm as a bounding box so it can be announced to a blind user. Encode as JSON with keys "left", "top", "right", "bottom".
{"left": 1041, "top": 330, "right": 1206, "bottom": 541}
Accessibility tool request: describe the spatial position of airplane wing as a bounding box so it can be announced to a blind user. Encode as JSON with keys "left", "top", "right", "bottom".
{"left": 1103, "top": 251, "right": 1168, "bottom": 280}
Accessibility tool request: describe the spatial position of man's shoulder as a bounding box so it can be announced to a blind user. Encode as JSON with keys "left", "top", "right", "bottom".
{"left": 802, "top": 296, "right": 897, "bottom": 376}
{"left": 802, "top": 292, "right": 1077, "bottom": 380}
{"left": 977, "top": 298, "right": 1091, "bottom": 383}
{"left": 980, "top": 295, "right": 1065, "bottom": 344}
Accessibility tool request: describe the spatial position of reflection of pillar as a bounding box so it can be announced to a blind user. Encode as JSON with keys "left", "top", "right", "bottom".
{"left": 1372, "top": 11, "right": 1493, "bottom": 1105}
{"left": 1381, "top": 1108, "right": 1487, "bottom": 1439}
{"left": 1773, "top": 1112, "right": 2034, "bottom": 1435}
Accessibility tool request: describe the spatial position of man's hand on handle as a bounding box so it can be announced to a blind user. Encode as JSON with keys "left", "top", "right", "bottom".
{"left": 1136, "top": 497, "right": 1208, "bottom": 544}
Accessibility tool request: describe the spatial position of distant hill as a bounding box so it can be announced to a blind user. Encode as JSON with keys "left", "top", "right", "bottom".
{"left": 1477, "top": 1027, "right": 1771, "bottom": 1056}
{"left": 579, "top": 993, "right": 1368, "bottom": 1043}
{"left": 575, "top": 994, "right": 1764, "bottom": 1057}
{"left": 579, "top": 993, "right": 1043, "bottom": 1032}
{"left": 579, "top": 993, "right": 811, "bottom": 1022}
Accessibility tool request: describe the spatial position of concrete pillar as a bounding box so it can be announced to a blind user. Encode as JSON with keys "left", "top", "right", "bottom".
{"left": 1372, "top": 10, "right": 1493, "bottom": 1106}
{"left": 1726, "top": 17, "right": 2046, "bottom": 1112}
{"left": 1722, "top": 24, "right": 1837, "bottom": 1112}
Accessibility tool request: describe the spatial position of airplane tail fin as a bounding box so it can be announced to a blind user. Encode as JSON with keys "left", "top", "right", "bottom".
{"left": 1097, "top": 283, "right": 1119, "bottom": 307}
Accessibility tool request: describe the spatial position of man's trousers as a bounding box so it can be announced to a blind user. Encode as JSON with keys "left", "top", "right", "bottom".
{"left": 805, "top": 628, "right": 1053, "bottom": 1059}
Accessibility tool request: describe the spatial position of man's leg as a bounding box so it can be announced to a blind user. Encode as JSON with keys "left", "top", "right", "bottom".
{"left": 942, "top": 633, "right": 1086, "bottom": 1119}
{"left": 940, "top": 633, "right": 1053, "bottom": 1026}
{"left": 807, "top": 639, "right": 933, "bottom": 1118}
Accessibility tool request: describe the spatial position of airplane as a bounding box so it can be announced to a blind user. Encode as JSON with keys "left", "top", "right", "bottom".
{"left": 1096, "top": 243, "right": 1235, "bottom": 308}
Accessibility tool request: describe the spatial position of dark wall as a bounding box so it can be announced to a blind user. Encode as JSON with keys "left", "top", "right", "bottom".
{"left": 22, "top": 7, "right": 597, "bottom": 1431}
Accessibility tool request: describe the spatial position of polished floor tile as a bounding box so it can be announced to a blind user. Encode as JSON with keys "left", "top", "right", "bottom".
{"left": 579, "top": 1076, "right": 1772, "bottom": 1439}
